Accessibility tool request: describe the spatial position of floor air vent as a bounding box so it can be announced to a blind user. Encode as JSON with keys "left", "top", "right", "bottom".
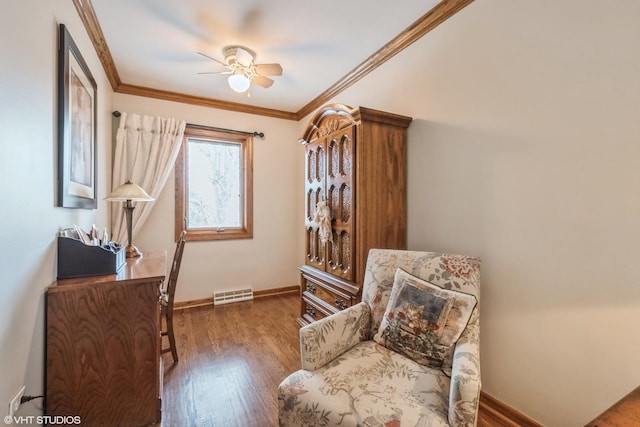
{"left": 213, "top": 288, "right": 254, "bottom": 305}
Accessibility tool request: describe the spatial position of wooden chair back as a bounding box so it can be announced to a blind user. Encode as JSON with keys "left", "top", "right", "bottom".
{"left": 166, "top": 230, "right": 187, "bottom": 309}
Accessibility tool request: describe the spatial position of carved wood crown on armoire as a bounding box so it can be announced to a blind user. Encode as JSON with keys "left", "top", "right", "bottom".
{"left": 297, "top": 104, "right": 412, "bottom": 326}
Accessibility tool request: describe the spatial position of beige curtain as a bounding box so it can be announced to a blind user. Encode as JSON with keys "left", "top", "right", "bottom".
{"left": 110, "top": 112, "right": 186, "bottom": 245}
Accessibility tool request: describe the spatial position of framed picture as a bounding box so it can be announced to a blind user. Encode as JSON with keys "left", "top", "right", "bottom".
{"left": 57, "top": 24, "right": 97, "bottom": 209}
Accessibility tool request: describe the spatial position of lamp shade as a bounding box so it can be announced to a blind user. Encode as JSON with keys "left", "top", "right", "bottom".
{"left": 104, "top": 180, "right": 154, "bottom": 202}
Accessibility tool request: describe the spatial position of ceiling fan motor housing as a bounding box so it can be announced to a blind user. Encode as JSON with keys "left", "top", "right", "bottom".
{"left": 223, "top": 45, "right": 255, "bottom": 67}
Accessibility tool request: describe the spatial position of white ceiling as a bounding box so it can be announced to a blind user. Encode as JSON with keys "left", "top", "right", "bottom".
{"left": 91, "top": 0, "right": 442, "bottom": 113}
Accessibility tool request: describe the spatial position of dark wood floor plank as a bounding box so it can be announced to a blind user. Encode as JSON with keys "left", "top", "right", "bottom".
{"left": 161, "top": 294, "right": 301, "bottom": 427}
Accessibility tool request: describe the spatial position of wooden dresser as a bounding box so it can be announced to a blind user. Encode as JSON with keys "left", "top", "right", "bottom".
{"left": 46, "top": 252, "right": 166, "bottom": 426}
{"left": 298, "top": 104, "right": 412, "bottom": 326}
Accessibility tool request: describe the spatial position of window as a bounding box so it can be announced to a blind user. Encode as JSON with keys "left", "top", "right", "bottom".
{"left": 175, "top": 125, "right": 253, "bottom": 241}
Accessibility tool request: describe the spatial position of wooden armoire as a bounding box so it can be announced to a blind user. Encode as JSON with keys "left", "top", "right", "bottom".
{"left": 297, "top": 104, "right": 412, "bottom": 326}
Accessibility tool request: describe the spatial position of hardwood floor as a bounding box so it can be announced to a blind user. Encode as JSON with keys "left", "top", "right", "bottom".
{"left": 161, "top": 292, "right": 521, "bottom": 427}
{"left": 161, "top": 293, "right": 301, "bottom": 427}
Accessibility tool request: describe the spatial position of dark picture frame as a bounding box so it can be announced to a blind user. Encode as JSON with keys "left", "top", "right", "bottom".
{"left": 57, "top": 24, "right": 97, "bottom": 209}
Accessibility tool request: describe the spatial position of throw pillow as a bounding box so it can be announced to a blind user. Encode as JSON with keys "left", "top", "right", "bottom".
{"left": 373, "top": 268, "right": 477, "bottom": 373}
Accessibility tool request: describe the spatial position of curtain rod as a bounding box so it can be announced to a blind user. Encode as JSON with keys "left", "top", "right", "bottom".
{"left": 186, "top": 122, "right": 265, "bottom": 139}
{"left": 112, "top": 111, "right": 264, "bottom": 139}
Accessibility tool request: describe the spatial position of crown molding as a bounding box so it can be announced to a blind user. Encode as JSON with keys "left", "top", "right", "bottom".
{"left": 295, "top": 0, "right": 475, "bottom": 119}
{"left": 116, "top": 83, "right": 297, "bottom": 121}
{"left": 72, "top": 0, "right": 121, "bottom": 89}
{"left": 75, "top": 0, "right": 474, "bottom": 121}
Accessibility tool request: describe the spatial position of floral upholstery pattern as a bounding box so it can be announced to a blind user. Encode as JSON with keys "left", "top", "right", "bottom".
{"left": 301, "top": 302, "right": 371, "bottom": 371}
{"left": 279, "top": 249, "right": 481, "bottom": 427}
{"left": 279, "top": 341, "right": 451, "bottom": 427}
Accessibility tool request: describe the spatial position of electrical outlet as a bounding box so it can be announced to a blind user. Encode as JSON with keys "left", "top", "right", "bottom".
{"left": 8, "top": 385, "right": 25, "bottom": 417}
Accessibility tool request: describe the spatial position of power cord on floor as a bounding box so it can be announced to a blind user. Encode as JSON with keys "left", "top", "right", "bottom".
{"left": 20, "top": 395, "right": 44, "bottom": 404}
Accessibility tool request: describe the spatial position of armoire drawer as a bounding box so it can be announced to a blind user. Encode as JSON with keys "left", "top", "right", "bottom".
{"left": 302, "top": 276, "right": 354, "bottom": 311}
{"left": 297, "top": 265, "right": 359, "bottom": 326}
{"left": 301, "top": 292, "right": 337, "bottom": 323}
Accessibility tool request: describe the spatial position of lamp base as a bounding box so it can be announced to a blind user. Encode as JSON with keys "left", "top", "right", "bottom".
{"left": 125, "top": 244, "right": 142, "bottom": 258}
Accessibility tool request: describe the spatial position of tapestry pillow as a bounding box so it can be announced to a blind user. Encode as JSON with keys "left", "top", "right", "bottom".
{"left": 373, "top": 268, "right": 477, "bottom": 373}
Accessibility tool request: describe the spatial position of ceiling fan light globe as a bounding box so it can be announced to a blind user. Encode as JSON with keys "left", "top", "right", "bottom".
{"left": 228, "top": 74, "right": 251, "bottom": 93}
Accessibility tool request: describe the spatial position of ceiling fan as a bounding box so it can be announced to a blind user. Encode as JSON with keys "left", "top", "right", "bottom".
{"left": 197, "top": 46, "right": 283, "bottom": 95}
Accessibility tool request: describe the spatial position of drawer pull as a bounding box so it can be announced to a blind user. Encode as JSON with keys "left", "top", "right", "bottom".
{"left": 306, "top": 307, "right": 316, "bottom": 316}
{"left": 335, "top": 298, "right": 348, "bottom": 310}
{"left": 306, "top": 283, "right": 316, "bottom": 293}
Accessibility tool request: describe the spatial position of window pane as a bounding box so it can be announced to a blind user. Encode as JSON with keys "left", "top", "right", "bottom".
{"left": 176, "top": 125, "right": 253, "bottom": 241}
{"left": 187, "top": 138, "right": 241, "bottom": 229}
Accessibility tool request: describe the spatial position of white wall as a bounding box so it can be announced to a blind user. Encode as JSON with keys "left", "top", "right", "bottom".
{"left": 0, "top": 0, "right": 112, "bottom": 417}
{"left": 112, "top": 93, "right": 305, "bottom": 302}
{"left": 335, "top": 0, "right": 640, "bottom": 425}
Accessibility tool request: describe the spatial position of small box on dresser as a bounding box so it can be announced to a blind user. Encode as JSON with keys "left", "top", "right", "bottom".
{"left": 57, "top": 236, "right": 125, "bottom": 279}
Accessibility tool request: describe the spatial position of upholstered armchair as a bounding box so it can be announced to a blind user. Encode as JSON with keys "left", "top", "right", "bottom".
{"left": 278, "top": 249, "right": 481, "bottom": 427}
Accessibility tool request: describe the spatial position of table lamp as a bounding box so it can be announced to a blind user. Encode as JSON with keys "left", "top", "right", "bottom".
{"left": 105, "top": 180, "right": 154, "bottom": 258}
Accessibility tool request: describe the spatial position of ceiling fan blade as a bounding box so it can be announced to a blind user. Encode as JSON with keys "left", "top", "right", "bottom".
{"left": 197, "top": 71, "right": 232, "bottom": 75}
{"left": 196, "top": 51, "right": 227, "bottom": 66}
{"left": 254, "top": 63, "right": 283, "bottom": 76}
{"left": 252, "top": 75, "right": 274, "bottom": 88}
{"left": 235, "top": 47, "right": 254, "bottom": 67}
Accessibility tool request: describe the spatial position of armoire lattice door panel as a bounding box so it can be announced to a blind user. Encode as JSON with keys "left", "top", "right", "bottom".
{"left": 304, "top": 127, "right": 356, "bottom": 282}
{"left": 305, "top": 139, "right": 326, "bottom": 271}
{"left": 325, "top": 128, "right": 354, "bottom": 281}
